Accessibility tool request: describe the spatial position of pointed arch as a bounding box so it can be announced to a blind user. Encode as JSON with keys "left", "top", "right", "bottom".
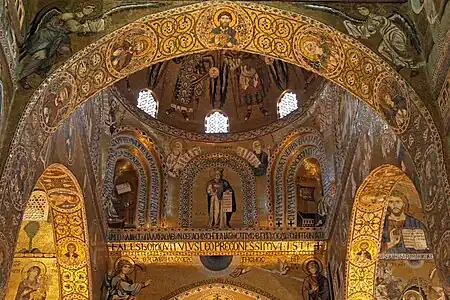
{"left": 161, "top": 279, "right": 279, "bottom": 300}
{"left": 179, "top": 152, "right": 257, "bottom": 228}
{"left": 101, "top": 128, "right": 165, "bottom": 228}
{"left": 268, "top": 129, "right": 334, "bottom": 229}
{"left": 344, "top": 164, "right": 426, "bottom": 299}
{"left": 5, "top": 164, "right": 93, "bottom": 299}
{"left": 0, "top": 0, "right": 448, "bottom": 288}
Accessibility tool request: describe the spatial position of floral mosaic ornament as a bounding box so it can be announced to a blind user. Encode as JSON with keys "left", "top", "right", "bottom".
{"left": 38, "top": 164, "right": 92, "bottom": 300}
{"left": 0, "top": 0, "right": 448, "bottom": 294}
{"left": 345, "top": 165, "right": 407, "bottom": 300}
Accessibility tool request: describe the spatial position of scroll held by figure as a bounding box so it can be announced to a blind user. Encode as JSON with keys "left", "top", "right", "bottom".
{"left": 206, "top": 168, "right": 236, "bottom": 228}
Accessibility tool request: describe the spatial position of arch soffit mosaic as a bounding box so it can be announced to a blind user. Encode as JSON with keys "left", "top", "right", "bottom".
{"left": 102, "top": 130, "right": 164, "bottom": 228}
{"left": 268, "top": 129, "right": 330, "bottom": 227}
{"left": 286, "top": 146, "right": 331, "bottom": 228}
{"left": 161, "top": 279, "right": 279, "bottom": 300}
{"left": 345, "top": 164, "right": 415, "bottom": 300}
{"left": 178, "top": 152, "right": 257, "bottom": 228}
{"left": 0, "top": 0, "right": 448, "bottom": 294}
{"left": 35, "top": 164, "right": 92, "bottom": 300}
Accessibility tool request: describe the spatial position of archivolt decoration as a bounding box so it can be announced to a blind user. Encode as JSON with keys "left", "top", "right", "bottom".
{"left": 179, "top": 153, "right": 257, "bottom": 228}
{"left": 161, "top": 279, "right": 279, "bottom": 300}
{"left": 285, "top": 146, "right": 330, "bottom": 228}
{"left": 345, "top": 165, "right": 406, "bottom": 300}
{"left": 102, "top": 132, "right": 164, "bottom": 228}
{"left": 104, "top": 149, "right": 149, "bottom": 226}
{"left": 0, "top": 0, "right": 449, "bottom": 290}
{"left": 37, "top": 164, "right": 92, "bottom": 300}
{"left": 268, "top": 129, "right": 332, "bottom": 228}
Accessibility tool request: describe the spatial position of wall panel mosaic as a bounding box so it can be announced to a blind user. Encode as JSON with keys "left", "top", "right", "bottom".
{"left": 179, "top": 153, "right": 257, "bottom": 228}
{"left": 0, "top": 1, "right": 448, "bottom": 294}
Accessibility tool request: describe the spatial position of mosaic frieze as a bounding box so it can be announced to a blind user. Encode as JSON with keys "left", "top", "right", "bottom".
{"left": 345, "top": 165, "right": 409, "bottom": 299}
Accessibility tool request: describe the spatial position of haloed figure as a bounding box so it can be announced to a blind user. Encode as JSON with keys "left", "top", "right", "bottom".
{"left": 63, "top": 243, "right": 80, "bottom": 265}
{"left": 15, "top": 266, "right": 47, "bottom": 300}
{"left": 209, "top": 11, "right": 237, "bottom": 48}
{"left": 382, "top": 190, "right": 429, "bottom": 253}
{"left": 206, "top": 169, "right": 236, "bottom": 228}
{"left": 107, "top": 259, "right": 151, "bottom": 300}
{"left": 302, "top": 260, "right": 330, "bottom": 300}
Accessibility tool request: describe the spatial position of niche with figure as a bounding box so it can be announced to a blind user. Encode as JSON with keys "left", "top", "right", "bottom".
{"left": 191, "top": 167, "right": 244, "bottom": 229}
{"left": 111, "top": 159, "right": 139, "bottom": 228}
{"left": 296, "top": 158, "right": 325, "bottom": 227}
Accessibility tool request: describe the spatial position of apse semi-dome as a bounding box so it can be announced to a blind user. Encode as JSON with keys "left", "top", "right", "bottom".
{"left": 114, "top": 51, "right": 324, "bottom": 140}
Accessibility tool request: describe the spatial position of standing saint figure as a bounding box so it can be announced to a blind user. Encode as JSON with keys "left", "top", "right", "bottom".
{"left": 15, "top": 265, "right": 47, "bottom": 300}
{"left": 302, "top": 260, "right": 330, "bottom": 300}
{"left": 105, "top": 258, "right": 151, "bottom": 300}
{"left": 18, "top": 5, "right": 105, "bottom": 89}
{"left": 206, "top": 168, "right": 236, "bottom": 228}
{"left": 252, "top": 140, "right": 268, "bottom": 176}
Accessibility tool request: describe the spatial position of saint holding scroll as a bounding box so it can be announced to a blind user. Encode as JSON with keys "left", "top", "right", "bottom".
{"left": 206, "top": 168, "right": 236, "bottom": 228}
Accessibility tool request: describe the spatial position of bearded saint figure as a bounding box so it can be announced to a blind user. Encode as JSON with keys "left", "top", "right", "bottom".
{"left": 206, "top": 168, "right": 236, "bottom": 228}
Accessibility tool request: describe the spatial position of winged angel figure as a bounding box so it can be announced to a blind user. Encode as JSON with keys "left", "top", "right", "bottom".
{"left": 17, "top": 2, "right": 169, "bottom": 89}
{"left": 296, "top": 4, "right": 425, "bottom": 76}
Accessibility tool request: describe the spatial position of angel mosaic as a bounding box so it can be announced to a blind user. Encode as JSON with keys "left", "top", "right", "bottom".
{"left": 104, "top": 257, "right": 151, "bottom": 300}
{"left": 295, "top": 5, "right": 425, "bottom": 76}
{"left": 146, "top": 51, "right": 291, "bottom": 121}
{"left": 343, "top": 7, "right": 425, "bottom": 74}
{"left": 15, "top": 262, "right": 48, "bottom": 300}
{"left": 17, "top": 5, "right": 106, "bottom": 89}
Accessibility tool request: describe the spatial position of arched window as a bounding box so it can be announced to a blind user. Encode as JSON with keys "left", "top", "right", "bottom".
{"left": 277, "top": 91, "right": 298, "bottom": 119}
{"left": 137, "top": 89, "right": 158, "bottom": 118}
{"left": 205, "top": 111, "right": 229, "bottom": 133}
{"left": 23, "top": 190, "right": 49, "bottom": 221}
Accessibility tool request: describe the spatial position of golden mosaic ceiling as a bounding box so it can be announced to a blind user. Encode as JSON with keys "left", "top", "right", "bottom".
{"left": 115, "top": 51, "right": 324, "bottom": 134}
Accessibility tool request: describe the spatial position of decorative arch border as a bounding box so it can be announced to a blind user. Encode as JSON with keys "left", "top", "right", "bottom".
{"left": 285, "top": 146, "right": 330, "bottom": 227}
{"left": 0, "top": 0, "right": 448, "bottom": 290}
{"left": 104, "top": 149, "right": 148, "bottom": 226}
{"left": 179, "top": 153, "right": 257, "bottom": 228}
{"left": 101, "top": 131, "right": 164, "bottom": 227}
{"left": 268, "top": 129, "right": 330, "bottom": 227}
{"left": 161, "top": 279, "right": 280, "bottom": 300}
{"left": 345, "top": 164, "right": 409, "bottom": 299}
{"left": 37, "top": 164, "right": 92, "bottom": 300}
